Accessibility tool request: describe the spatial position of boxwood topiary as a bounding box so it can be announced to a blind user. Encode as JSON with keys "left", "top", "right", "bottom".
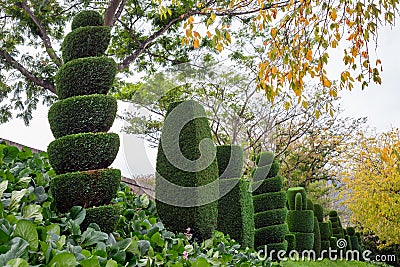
{"left": 285, "top": 234, "right": 296, "bottom": 253}
{"left": 48, "top": 94, "right": 117, "bottom": 138}
{"left": 287, "top": 187, "right": 307, "bottom": 210}
{"left": 155, "top": 100, "right": 219, "bottom": 241}
{"left": 256, "top": 151, "right": 274, "bottom": 167}
{"left": 319, "top": 222, "right": 332, "bottom": 240}
{"left": 254, "top": 224, "right": 289, "bottom": 248}
{"left": 254, "top": 208, "right": 287, "bottom": 229}
{"left": 252, "top": 175, "right": 283, "bottom": 195}
{"left": 292, "top": 232, "right": 314, "bottom": 252}
{"left": 313, "top": 203, "right": 324, "bottom": 222}
{"left": 61, "top": 26, "right": 111, "bottom": 63}
{"left": 50, "top": 168, "right": 120, "bottom": 213}
{"left": 81, "top": 205, "right": 120, "bottom": 233}
{"left": 55, "top": 57, "right": 117, "bottom": 99}
{"left": 216, "top": 145, "right": 244, "bottom": 178}
{"left": 287, "top": 210, "right": 314, "bottom": 233}
{"left": 253, "top": 191, "right": 287, "bottom": 213}
{"left": 313, "top": 217, "right": 321, "bottom": 257}
{"left": 71, "top": 10, "right": 104, "bottom": 30}
{"left": 47, "top": 132, "right": 119, "bottom": 174}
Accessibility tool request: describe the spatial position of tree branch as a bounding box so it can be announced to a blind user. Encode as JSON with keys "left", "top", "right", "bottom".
{"left": 16, "top": 1, "right": 62, "bottom": 67}
{"left": 0, "top": 49, "right": 56, "bottom": 94}
{"left": 113, "top": 0, "right": 127, "bottom": 27}
{"left": 104, "top": 0, "right": 122, "bottom": 27}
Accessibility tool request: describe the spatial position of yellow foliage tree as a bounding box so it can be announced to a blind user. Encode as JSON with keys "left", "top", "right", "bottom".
{"left": 342, "top": 129, "right": 400, "bottom": 246}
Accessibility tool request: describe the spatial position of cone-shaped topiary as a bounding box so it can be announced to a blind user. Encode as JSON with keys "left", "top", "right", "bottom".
{"left": 313, "top": 203, "right": 324, "bottom": 223}
{"left": 48, "top": 10, "right": 120, "bottom": 232}
{"left": 252, "top": 152, "right": 288, "bottom": 252}
{"left": 286, "top": 187, "right": 314, "bottom": 252}
{"left": 329, "top": 210, "right": 344, "bottom": 239}
{"left": 155, "top": 100, "right": 219, "bottom": 241}
{"left": 216, "top": 145, "right": 254, "bottom": 248}
{"left": 313, "top": 216, "right": 322, "bottom": 257}
{"left": 347, "top": 227, "right": 360, "bottom": 252}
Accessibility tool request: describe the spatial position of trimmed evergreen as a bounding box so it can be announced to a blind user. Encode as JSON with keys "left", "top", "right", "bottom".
{"left": 71, "top": 10, "right": 104, "bottom": 30}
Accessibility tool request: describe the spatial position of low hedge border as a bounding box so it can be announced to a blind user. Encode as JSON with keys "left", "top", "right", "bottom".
{"left": 50, "top": 168, "right": 121, "bottom": 213}
{"left": 48, "top": 94, "right": 117, "bottom": 138}
{"left": 253, "top": 191, "right": 287, "bottom": 213}
{"left": 47, "top": 132, "right": 119, "bottom": 174}
{"left": 254, "top": 208, "right": 287, "bottom": 228}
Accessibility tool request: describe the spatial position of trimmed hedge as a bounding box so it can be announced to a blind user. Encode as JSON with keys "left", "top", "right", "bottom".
{"left": 313, "top": 204, "right": 324, "bottom": 222}
{"left": 350, "top": 236, "right": 359, "bottom": 251}
{"left": 267, "top": 241, "right": 288, "bottom": 257}
{"left": 330, "top": 236, "right": 338, "bottom": 250}
{"left": 285, "top": 234, "right": 296, "bottom": 253}
{"left": 287, "top": 210, "right": 314, "bottom": 233}
{"left": 155, "top": 100, "right": 219, "bottom": 241}
{"left": 292, "top": 232, "right": 314, "bottom": 252}
{"left": 306, "top": 198, "right": 314, "bottom": 210}
{"left": 254, "top": 224, "right": 288, "bottom": 248}
{"left": 321, "top": 241, "right": 330, "bottom": 256}
{"left": 48, "top": 94, "right": 117, "bottom": 138}
{"left": 287, "top": 187, "right": 307, "bottom": 210}
{"left": 254, "top": 208, "right": 287, "bottom": 228}
{"left": 71, "top": 10, "right": 103, "bottom": 30}
{"left": 47, "top": 132, "right": 120, "bottom": 174}
{"left": 253, "top": 191, "right": 287, "bottom": 213}
{"left": 81, "top": 205, "right": 120, "bottom": 233}
{"left": 329, "top": 210, "right": 344, "bottom": 239}
{"left": 347, "top": 227, "right": 356, "bottom": 236}
{"left": 256, "top": 151, "right": 274, "bottom": 167}
{"left": 55, "top": 57, "right": 117, "bottom": 99}
{"left": 252, "top": 175, "right": 283, "bottom": 195}
{"left": 216, "top": 145, "right": 244, "bottom": 179}
{"left": 217, "top": 177, "right": 254, "bottom": 248}
{"left": 319, "top": 222, "right": 331, "bottom": 240}
{"left": 329, "top": 210, "right": 338, "bottom": 217}
{"left": 61, "top": 26, "right": 111, "bottom": 63}
{"left": 252, "top": 162, "right": 280, "bottom": 182}
{"left": 50, "top": 168, "right": 120, "bottom": 213}
{"left": 313, "top": 217, "right": 321, "bottom": 257}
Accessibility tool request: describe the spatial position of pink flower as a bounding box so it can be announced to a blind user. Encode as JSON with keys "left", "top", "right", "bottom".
{"left": 183, "top": 251, "right": 189, "bottom": 260}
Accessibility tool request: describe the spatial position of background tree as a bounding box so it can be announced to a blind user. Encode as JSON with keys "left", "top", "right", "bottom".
{"left": 1, "top": 0, "right": 398, "bottom": 123}
{"left": 341, "top": 128, "right": 400, "bottom": 247}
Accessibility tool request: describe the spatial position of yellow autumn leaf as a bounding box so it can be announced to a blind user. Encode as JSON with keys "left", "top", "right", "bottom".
{"left": 193, "top": 39, "right": 200, "bottom": 49}
{"left": 306, "top": 50, "right": 313, "bottom": 62}
{"left": 271, "top": 27, "right": 277, "bottom": 38}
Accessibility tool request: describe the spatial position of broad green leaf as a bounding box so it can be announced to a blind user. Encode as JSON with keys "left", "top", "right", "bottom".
{"left": 22, "top": 204, "right": 43, "bottom": 223}
{"left": 69, "top": 206, "right": 86, "bottom": 225}
{"left": 193, "top": 257, "right": 210, "bottom": 267}
{"left": 2, "top": 146, "right": 19, "bottom": 164}
{"left": 0, "top": 180, "right": 8, "bottom": 197}
{"left": 105, "top": 259, "right": 118, "bottom": 267}
{"left": 81, "top": 228, "right": 108, "bottom": 247}
{"left": 0, "top": 237, "right": 29, "bottom": 266}
{"left": 80, "top": 256, "right": 100, "bottom": 267}
{"left": 46, "top": 224, "right": 60, "bottom": 236}
{"left": 48, "top": 252, "right": 77, "bottom": 267}
{"left": 9, "top": 189, "right": 28, "bottom": 212}
{"left": 6, "top": 258, "right": 29, "bottom": 267}
{"left": 13, "top": 220, "right": 39, "bottom": 251}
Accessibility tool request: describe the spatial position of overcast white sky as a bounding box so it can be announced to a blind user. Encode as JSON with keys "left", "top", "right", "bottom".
{"left": 0, "top": 23, "right": 399, "bottom": 177}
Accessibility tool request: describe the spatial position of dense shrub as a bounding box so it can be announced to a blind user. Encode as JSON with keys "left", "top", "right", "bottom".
{"left": 313, "top": 217, "right": 322, "bottom": 257}
{"left": 329, "top": 210, "right": 344, "bottom": 239}
{"left": 216, "top": 145, "right": 244, "bottom": 178}
{"left": 292, "top": 232, "right": 314, "bottom": 252}
{"left": 49, "top": 168, "right": 121, "bottom": 213}
{"left": 254, "top": 224, "right": 289, "bottom": 247}
{"left": 252, "top": 175, "right": 283, "bottom": 195}
{"left": 254, "top": 208, "right": 287, "bottom": 229}
{"left": 347, "top": 227, "right": 360, "bottom": 252}
{"left": 81, "top": 205, "right": 120, "bottom": 233}
{"left": 155, "top": 100, "right": 219, "bottom": 241}
{"left": 287, "top": 210, "right": 314, "bottom": 232}
{"left": 313, "top": 203, "right": 324, "bottom": 222}
{"left": 287, "top": 187, "right": 307, "bottom": 210}
{"left": 319, "top": 222, "right": 332, "bottom": 240}
{"left": 285, "top": 234, "right": 296, "bottom": 253}
{"left": 71, "top": 10, "right": 104, "bottom": 30}
{"left": 55, "top": 57, "right": 117, "bottom": 99}
{"left": 48, "top": 94, "right": 117, "bottom": 138}
{"left": 253, "top": 191, "right": 287, "bottom": 212}
{"left": 61, "top": 26, "right": 111, "bottom": 62}
{"left": 47, "top": 132, "right": 119, "bottom": 174}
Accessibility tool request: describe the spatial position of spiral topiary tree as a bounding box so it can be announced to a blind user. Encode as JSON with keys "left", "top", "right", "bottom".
{"left": 252, "top": 152, "right": 288, "bottom": 252}
{"left": 306, "top": 200, "right": 321, "bottom": 257}
{"left": 155, "top": 100, "right": 219, "bottom": 240}
{"left": 286, "top": 187, "right": 314, "bottom": 252}
{"left": 216, "top": 145, "right": 254, "bottom": 248}
{"left": 329, "top": 210, "right": 344, "bottom": 239}
{"left": 314, "top": 203, "right": 333, "bottom": 256}
{"left": 47, "top": 10, "right": 120, "bottom": 233}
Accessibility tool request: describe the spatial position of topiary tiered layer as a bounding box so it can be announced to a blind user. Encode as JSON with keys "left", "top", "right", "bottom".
{"left": 252, "top": 152, "right": 288, "bottom": 252}
{"left": 48, "top": 10, "right": 120, "bottom": 233}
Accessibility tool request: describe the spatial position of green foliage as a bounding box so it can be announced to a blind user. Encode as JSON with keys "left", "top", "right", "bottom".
{"left": 287, "top": 187, "right": 307, "bottom": 210}
{"left": 295, "top": 193, "right": 303, "bottom": 211}
{"left": 218, "top": 178, "right": 254, "bottom": 248}
{"left": 254, "top": 208, "right": 287, "bottom": 229}
{"left": 81, "top": 205, "right": 120, "bottom": 233}
{"left": 287, "top": 210, "right": 314, "bottom": 233}
{"left": 346, "top": 227, "right": 355, "bottom": 236}
{"left": 50, "top": 168, "right": 121, "bottom": 213}
{"left": 253, "top": 191, "right": 287, "bottom": 213}
{"left": 330, "top": 237, "right": 338, "bottom": 250}
{"left": 319, "top": 222, "right": 332, "bottom": 240}
{"left": 306, "top": 198, "right": 314, "bottom": 210}
{"left": 252, "top": 162, "right": 280, "bottom": 182}
{"left": 216, "top": 145, "right": 244, "bottom": 178}
{"left": 329, "top": 210, "right": 338, "bottom": 217}
{"left": 256, "top": 152, "right": 274, "bottom": 167}
{"left": 329, "top": 210, "right": 344, "bottom": 239}
{"left": 61, "top": 26, "right": 111, "bottom": 63}
{"left": 285, "top": 234, "right": 296, "bottom": 253}
{"left": 47, "top": 132, "right": 120, "bottom": 174}
{"left": 292, "top": 232, "right": 314, "bottom": 252}
{"left": 254, "top": 224, "right": 289, "bottom": 249}
{"left": 55, "top": 57, "right": 117, "bottom": 99}
{"left": 252, "top": 175, "right": 283, "bottom": 195}
{"left": 313, "top": 204, "right": 324, "bottom": 222}
{"left": 321, "top": 240, "right": 330, "bottom": 254}
{"left": 71, "top": 11, "right": 104, "bottom": 30}
{"left": 313, "top": 217, "right": 321, "bottom": 257}
{"left": 155, "top": 100, "right": 219, "bottom": 241}
{"left": 48, "top": 94, "right": 117, "bottom": 138}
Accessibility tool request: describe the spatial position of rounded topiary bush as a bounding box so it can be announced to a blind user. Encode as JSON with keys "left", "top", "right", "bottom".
{"left": 81, "top": 205, "right": 120, "bottom": 233}
{"left": 287, "top": 187, "right": 307, "bottom": 210}
{"left": 347, "top": 226, "right": 356, "bottom": 236}
{"left": 71, "top": 10, "right": 104, "bottom": 30}
{"left": 50, "top": 168, "right": 121, "bottom": 213}
{"left": 254, "top": 208, "right": 287, "bottom": 229}
{"left": 61, "top": 26, "right": 111, "bottom": 63}
{"left": 47, "top": 132, "right": 119, "bottom": 174}
{"left": 285, "top": 234, "right": 296, "bottom": 253}
{"left": 253, "top": 191, "right": 287, "bottom": 213}
{"left": 48, "top": 94, "right": 117, "bottom": 138}
{"left": 55, "top": 57, "right": 117, "bottom": 99}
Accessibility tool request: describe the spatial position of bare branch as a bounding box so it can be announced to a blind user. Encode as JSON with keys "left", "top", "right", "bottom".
{"left": 16, "top": 1, "right": 62, "bottom": 67}
{"left": 0, "top": 49, "right": 56, "bottom": 94}
{"left": 113, "top": 0, "right": 127, "bottom": 27}
{"left": 104, "top": 0, "right": 122, "bottom": 27}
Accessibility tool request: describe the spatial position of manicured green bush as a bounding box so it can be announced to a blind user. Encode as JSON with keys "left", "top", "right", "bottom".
{"left": 81, "top": 205, "right": 120, "bottom": 233}
{"left": 48, "top": 94, "right": 117, "bottom": 138}
{"left": 321, "top": 241, "right": 330, "bottom": 253}
{"left": 253, "top": 191, "right": 287, "bottom": 213}
{"left": 330, "top": 236, "right": 338, "bottom": 250}
{"left": 252, "top": 175, "right": 283, "bottom": 195}
{"left": 319, "top": 222, "right": 332, "bottom": 240}
{"left": 287, "top": 187, "right": 307, "bottom": 210}
{"left": 313, "top": 217, "right": 321, "bottom": 257}
{"left": 254, "top": 208, "right": 287, "bottom": 229}
{"left": 256, "top": 151, "right": 274, "bottom": 166}
{"left": 50, "top": 168, "right": 120, "bottom": 213}
{"left": 287, "top": 210, "right": 314, "bottom": 233}
{"left": 329, "top": 210, "right": 344, "bottom": 239}
{"left": 313, "top": 203, "right": 324, "bottom": 222}
{"left": 216, "top": 145, "right": 243, "bottom": 178}
{"left": 267, "top": 240, "right": 288, "bottom": 255}
{"left": 292, "top": 232, "right": 314, "bottom": 252}
{"left": 329, "top": 210, "right": 338, "bottom": 217}
{"left": 218, "top": 177, "right": 254, "bottom": 248}
{"left": 295, "top": 193, "right": 303, "bottom": 210}
{"left": 55, "top": 57, "right": 117, "bottom": 99}
{"left": 347, "top": 227, "right": 356, "bottom": 236}
{"left": 346, "top": 235, "right": 352, "bottom": 250}
{"left": 155, "top": 100, "right": 219, "bottom": 241}
{"left": 285, "top": 234, "right": 296, "bottom": 253}
{"left": 71, "top": 10, "right": 103, "bottom": 30}
{"left": 61, "top": 26, "right": 111, "bottom": 62}
{"left": 252, "top": 162, "right": 280, "bottom": 182}
{"left": 47, "top": 132, "right": 119, "bottom": 174}
{"left": 350, "top": 236, "right": 360, "bottom": 251}
{"left": 254, "top": 224, "right": 289, "bottom": 248}
{"left": 306, "top": 198, "right": 314, "bottom": 210}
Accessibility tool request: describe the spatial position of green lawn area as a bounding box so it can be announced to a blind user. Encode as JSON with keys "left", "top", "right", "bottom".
{"left": 275, "top": 259, "right": 389, "bottom": 267}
